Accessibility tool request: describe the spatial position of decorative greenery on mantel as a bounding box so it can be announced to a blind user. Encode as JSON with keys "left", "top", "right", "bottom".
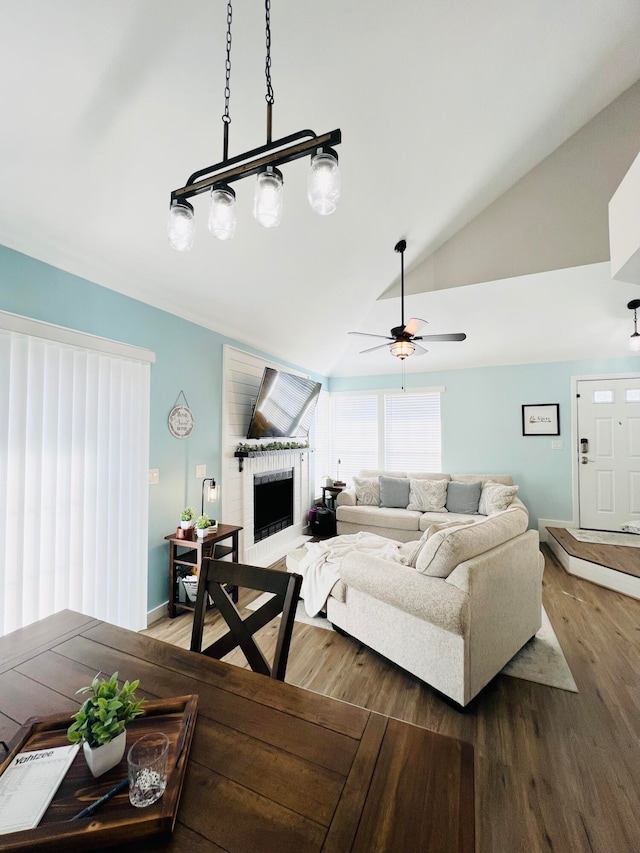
{"left": 235, "top": 441, "right": 310, "bottom": 454}
{"left": 234, "top": 441, "right": 311, "bottom": 471}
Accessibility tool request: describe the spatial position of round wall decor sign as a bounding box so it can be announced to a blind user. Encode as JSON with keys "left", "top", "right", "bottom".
{"left": 168, "top": 393, "right": 194, "bottom": 439}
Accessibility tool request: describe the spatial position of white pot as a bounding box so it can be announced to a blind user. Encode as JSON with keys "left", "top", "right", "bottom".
{"left": 180, "top": 520, "right": 192, "bottom": 530}
{"left": 196, "top": 527, "right": 207, "bottom": 538}
{"left": 83, "top": 730, "right": 127, "bottom": 778}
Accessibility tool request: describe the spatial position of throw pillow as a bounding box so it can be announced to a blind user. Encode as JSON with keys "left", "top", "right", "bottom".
{"left": 414, "top": 520, "right": 475, "bottom": 573}
{"left": 407, "top": 478, "right": 449, "bottom": 512}
{"left": 445, "top": 480, "right": 482, "bottom": 514}
{"left": 478, "top": 480, "right": 519, "bottom": 515}
{"left": 353, "top": 476, "right": 380, "bottom": 506}
{"left": 378, "top": 475, "right": 410, "bottom": 508}
{"left": 407, "top": 519, "right": 472, "bottom": 567}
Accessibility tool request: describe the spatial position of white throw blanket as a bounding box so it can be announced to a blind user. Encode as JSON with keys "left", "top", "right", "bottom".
{"left": 297, "top": 532, "right": 409, "bottom": 617}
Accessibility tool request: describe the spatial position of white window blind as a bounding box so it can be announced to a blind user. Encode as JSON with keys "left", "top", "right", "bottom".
{"left": 384, "top": 392, "right": 441, "bottom": 471}
{"left": 0, "top": 315, "right": 152, "bottom": 636}
{"left": 331, "top": 394, "right": 378, "bottom": 486}
{"left": 313, "top": 390, "right": 330, "bottom": 497}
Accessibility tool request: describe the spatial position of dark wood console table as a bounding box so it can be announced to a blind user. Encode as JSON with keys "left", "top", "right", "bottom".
{"left": 165, "top": 524, "right": 242, "bottom": 618}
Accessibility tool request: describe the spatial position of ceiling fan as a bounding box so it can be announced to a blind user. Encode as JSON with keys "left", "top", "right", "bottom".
{"left": 349, "top": 239, "right": 467, "bottom": 359}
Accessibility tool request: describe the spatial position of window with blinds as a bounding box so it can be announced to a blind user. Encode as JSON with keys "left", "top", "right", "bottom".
{"left": 329, "top": 389, "right": 442, "bottom": 483}
{"left": 313, "top": 390, "right": 330, "bottom": 497}
{"left": 384, "top": 392, "right": 441, "bottom": 471}
{"left": 330, "top": 394, "right": 379, "bottom": 486}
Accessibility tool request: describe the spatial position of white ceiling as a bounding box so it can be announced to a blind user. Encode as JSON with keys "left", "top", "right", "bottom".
{"left": 1, "top": 1, "right": 640, "bottom": 378}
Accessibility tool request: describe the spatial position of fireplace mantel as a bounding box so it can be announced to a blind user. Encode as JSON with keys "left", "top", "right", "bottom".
{"left": 234, "top": 448, "right": 311, "bottom": 472}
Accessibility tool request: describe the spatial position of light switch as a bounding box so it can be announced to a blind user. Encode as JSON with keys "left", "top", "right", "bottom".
{"left": 551, "top": 440, "right": 562, "bottom": 450}
{"left": 196, "top": 464, "right": 207, "bottom": 478}
{"left": 149, "top": 468, "right": 160, "bottom": 485}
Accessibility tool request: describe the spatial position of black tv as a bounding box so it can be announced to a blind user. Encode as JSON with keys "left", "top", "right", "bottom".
{"left": 247, "top": 367, "right": 322, "bottom": 440}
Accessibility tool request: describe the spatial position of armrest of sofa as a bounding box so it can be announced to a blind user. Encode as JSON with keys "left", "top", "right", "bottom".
{"left": 445, "top": 529, "right": 542, "bottom": 595}
{"left": 337, "top": 488, "right": 356, "bottom": 506}
{"left": 341, "top": 552, "right": 467, "bottom": 635}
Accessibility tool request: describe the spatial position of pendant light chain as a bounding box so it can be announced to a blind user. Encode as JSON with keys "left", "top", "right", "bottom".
{"left": 265, "top": 0, "right": 274, "bottom": 142}
{"left": 221, "top": 0, "right": 233, "bottom": 160}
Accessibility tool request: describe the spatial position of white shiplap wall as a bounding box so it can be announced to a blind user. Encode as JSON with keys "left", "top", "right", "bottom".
{"left": 222, "top": 346, "right": 311, "bottom": 566}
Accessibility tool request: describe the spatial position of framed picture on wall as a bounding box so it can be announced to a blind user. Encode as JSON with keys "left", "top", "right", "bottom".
{"left": 522, "top": 403, "right": 560, "bottom": 436}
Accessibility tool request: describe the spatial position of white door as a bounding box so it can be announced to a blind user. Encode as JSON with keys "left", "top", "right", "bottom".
{"left": 577, "top": 377, "right": 640, "bottom": 530}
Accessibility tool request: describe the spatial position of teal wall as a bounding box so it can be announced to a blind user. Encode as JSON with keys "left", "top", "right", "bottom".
{"left": 0, "top": 245, "right": 327, "bottom": 614}
{"left": 330, "top": 356, "right": 640, "bottom": 529}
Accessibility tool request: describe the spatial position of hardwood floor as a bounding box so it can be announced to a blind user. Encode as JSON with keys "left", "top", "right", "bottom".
{"left": 143, "top": 547, "right": 640, "bottom": 853}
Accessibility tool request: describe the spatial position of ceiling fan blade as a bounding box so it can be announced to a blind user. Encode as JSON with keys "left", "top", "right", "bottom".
{"left": 404, "top": 317, "right": 428, "bottom": 337}
{"left": 414, "top": 332, "right": 467, "bottom": 342}
{"left": 348, "top": 331, "right": 394, "bottom": 340}
{"left": 412, "top": 343, "right": 428, "bottom": 355}
{"left": 360, "top": 342, "right": 392, "bottom": 354}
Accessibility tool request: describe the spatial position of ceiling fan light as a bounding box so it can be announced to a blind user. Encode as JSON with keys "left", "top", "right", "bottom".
{"left": 168, "top": 200, "right": 195, "bottom": 251}
{"left": 390, "top": 340, "right": 415, "bottom": 359}
{"left": 208, "top": 185, "right": 237, "bottom": 240}
{"left": 630, "top": 332, "right": 640, "bottom": 352}
{"left": 308, "top": 148, "right": 340, "bottom": 216}
{"left": 253, "top": 166, "right": 284, "bottom": 228}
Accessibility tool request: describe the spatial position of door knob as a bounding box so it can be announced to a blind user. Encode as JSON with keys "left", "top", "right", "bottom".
{"left": 581, "top": 456, "right": 590, "bottom": 464}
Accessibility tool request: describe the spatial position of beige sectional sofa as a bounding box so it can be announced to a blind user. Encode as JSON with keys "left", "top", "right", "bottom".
{"left": 336, "top": 470, "right": 524, "bottom": 541}
{"left": 288, "top": 470, "right": 544, "bottom": 706}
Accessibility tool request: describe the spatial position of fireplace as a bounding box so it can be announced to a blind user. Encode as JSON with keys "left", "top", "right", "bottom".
{"left": 254, "top": 468, "right": 294, "bottom": 543}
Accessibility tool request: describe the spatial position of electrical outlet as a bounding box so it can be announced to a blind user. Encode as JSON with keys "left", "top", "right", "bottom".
{"left": 196, "top": 464, "right": 207, "bottom": 478}
{"left": 148, "top": 468, "right": 160, "bottom": 485}
{"left": 551, "top": 440, "right": 562, "bottom": 450}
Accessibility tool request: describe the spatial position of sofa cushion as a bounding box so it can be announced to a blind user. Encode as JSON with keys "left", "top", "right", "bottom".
{"left": 415, "top": 506, "right": 529, "bottom": 577}
{"left": 407, "top": 478, "right": 448, "bottom": 512}
{"left": 478, "top": 480, "right": 519, "bottom": 514}
{"left": 353, "top": 476, "right": 380, "bottom": 506}
{"left": 418, "top": 511, "right": 478, "bottom": 530}
{"left": 379, "top": 476, "right": 410, "bottom": 508}
{"left": 445, "top": 481, "right": 482, "bottom": 514}
{"left": 337, "top": 504, "right": 422, "bottom": 531}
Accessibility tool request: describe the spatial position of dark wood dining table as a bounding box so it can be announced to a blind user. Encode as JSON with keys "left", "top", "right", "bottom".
{"left": 0, "top": 610, "right": 474, "bottom": 852}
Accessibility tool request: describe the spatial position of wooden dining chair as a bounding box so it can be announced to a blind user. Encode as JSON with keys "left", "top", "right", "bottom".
{"left": 190, "top": 558, "right": 303, "bottom": 681}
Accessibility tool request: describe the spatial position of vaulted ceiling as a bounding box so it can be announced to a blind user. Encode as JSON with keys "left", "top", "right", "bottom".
{"left": 1, "top": 1, "right": 640, "bottom": 378}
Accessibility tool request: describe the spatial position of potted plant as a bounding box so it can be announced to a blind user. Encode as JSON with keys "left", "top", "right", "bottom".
{"left": 67, "top": 671, "right": 145, "bottom": 777}
{"left": 180, "top": 506, "right": 196, "bottom": 529}
{"left": 195, "top": 513, "right": 210, "bottom": 538}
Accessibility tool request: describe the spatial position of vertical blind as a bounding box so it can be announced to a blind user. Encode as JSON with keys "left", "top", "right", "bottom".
{"left": 0, "top": 315, "right": 152, "bottom": 636}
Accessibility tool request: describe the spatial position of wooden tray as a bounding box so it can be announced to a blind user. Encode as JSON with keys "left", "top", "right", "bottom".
{"left": 0, "top": 695, "right": 198, "bottom": 852}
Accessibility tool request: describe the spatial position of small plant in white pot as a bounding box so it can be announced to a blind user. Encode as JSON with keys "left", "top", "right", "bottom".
{"left": 180, "top": 506, "right": 196, "bottom": 529}
{"left": 67, "top": 671, "right": 145, "bottom": 777}
{"left": 195, "top": 514, "right": 210, "bottom": 538}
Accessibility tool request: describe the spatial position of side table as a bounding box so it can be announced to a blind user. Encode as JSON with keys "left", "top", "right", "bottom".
{"left": 321, "top": 485, "right": 343, "bottom": 510}
{"left": 166, "top": 523, "right": 242, "bottom": 618}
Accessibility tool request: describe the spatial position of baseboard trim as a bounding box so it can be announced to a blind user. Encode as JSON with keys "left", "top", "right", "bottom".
{"left": 147, "top": 602, "right": 168, "bottom": 626}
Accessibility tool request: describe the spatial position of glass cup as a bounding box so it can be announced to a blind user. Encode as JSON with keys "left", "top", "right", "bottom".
{"left": 127, "top": 732, "right": 170, "bottom": 808}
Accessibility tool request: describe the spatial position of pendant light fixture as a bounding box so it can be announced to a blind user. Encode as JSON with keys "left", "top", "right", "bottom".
{"left": 168, "top": 1, "right": 342, "bottom": 249}
{"left": 628, "top": 299, "right": 640, "bottom": 352}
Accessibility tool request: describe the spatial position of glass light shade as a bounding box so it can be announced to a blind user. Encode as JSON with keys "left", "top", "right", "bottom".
{"left": 253, "top": 167, "right": 284, "bottom": 228}
{"left": 168, "top": 201, "right": 195, "bottom": 251}
{"left": 208, "top": 186, "right": 237, "bottom": 240}
{"left": 390, "top": 340, "right": 415, "bottom": 359}
{"left": 630, "top": 332, "right": 640, "bottom": 352}
{"left": 208, "top": 483, "right": 218, "bottom": 501}
{"left": 308, "top": 150, "right": 340, "bottom": 215}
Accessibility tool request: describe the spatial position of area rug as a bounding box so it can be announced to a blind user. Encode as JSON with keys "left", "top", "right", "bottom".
{"left": 568, "top": 528, "right": 640, "bottom": 548}
{"left": 247, "top": 595, "right": 578, "bottom": 693}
